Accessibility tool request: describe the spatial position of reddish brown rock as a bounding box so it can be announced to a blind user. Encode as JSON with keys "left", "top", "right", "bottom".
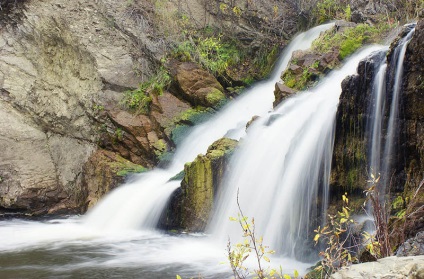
{"left": 171, "top": 61, "right": 226, "bottom": 107}
{"left": 274, "top": 82, "right": 297, "bottom": 107}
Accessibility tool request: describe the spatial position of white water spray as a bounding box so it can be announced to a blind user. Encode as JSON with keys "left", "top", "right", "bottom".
{"left": 369, "top": 54, "right": 388, "bottom": 174}
{"left": 381, "top": 26, "right": 415, "bottom": 188}
{"left": 208, "top": 46, "right": 385, "bottom": 260}
{"left": 83, "top": 23, "right": 335, "bottom": 231}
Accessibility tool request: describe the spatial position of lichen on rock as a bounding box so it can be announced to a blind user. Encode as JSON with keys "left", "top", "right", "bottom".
{"left": 160, "top": 137, "right": 238, "bottom": 232}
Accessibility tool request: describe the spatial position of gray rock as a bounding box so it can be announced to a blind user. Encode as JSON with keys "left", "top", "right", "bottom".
{"left": 331, "top": 255, "right": 424, "bottom": 279}
{"left": 397, "top": 232, "right": 424, "bottom": 257}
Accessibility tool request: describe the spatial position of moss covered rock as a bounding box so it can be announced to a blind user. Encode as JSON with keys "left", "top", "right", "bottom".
{"left": 160, "top": 138, "right": 238, "bottom": 232}
{"left": 170, "top": 61, "right": 227, "bottom": 108}
{"left": 81, "top": 150, "right": 146, "bottom": 210}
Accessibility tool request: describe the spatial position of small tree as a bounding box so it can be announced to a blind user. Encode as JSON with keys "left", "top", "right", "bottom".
{"left": 313, "top": 193, "right": 357, "bottom": 278}
{"left": 227, "top": 189, "right": 299, "bottom": 279}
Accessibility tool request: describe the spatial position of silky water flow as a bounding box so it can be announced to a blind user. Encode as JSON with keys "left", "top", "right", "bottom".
{"left": 0, "top": 23, "right": 399, "bottom": 278}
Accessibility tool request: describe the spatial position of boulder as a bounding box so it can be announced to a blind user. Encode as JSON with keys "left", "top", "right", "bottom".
{"left": 160, "top": 138, "right": 238, "bottom": 232}
{"left": 171, "top": 61, "right": 226, "bottom": 108}
{"left": 81, "top": 150, "right": 145, "bottom": 209}
{"left": 330, "top": 255, "right": 424, "bottom": 279}
{"left": 397, "top": 232, "right": 424, "bottom": 257}
{"left": 274, "top": 82, "right": 296, "bottom": 107}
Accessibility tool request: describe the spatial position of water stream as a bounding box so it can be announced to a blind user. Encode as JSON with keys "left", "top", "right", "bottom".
{"left": 209, "top": 45, "right": 385, "bottom": 261}
{"left": 0, "top": 23, "right": 395, "bottom": 278}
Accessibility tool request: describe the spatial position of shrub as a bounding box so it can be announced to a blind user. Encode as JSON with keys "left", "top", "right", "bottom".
{"left": 314, "top": 193, "right": 357, "bottom": 278}
{"left": 172, "top": 35, "right": 240, "bottom": 76}
{"left": 121, "top": 67, "right": 170, "bottom": 114}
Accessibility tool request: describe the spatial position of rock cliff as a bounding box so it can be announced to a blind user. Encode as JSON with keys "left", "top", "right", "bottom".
{"left": 0, "top": 0, "right": 299, "bottom": 215}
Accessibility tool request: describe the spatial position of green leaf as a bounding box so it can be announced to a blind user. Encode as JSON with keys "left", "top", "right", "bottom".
{"left": 176, "top": 275, "right": 182, "bottom": 279}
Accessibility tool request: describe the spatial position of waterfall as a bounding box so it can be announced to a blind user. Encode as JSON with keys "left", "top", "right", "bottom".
{"left": 208, "top": 45, "right": 385, "bottom": 261}
{"left": 368, "top": 54, "right": 388, "bottom": 174}
{"left": 83, "top": 23, "right": 335, "bottom": 231}
{"left": 366, "top": 24, "right": 416, "bottom": 196}
{"left": 381, "top": 25, "right": 416, "bottom": 190}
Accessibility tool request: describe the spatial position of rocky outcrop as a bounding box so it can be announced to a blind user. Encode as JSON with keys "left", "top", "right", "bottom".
{"left": 80, "top": 150, "right": 147, "bottom": 210}
{"left": 399, "top": 20, "right": 424, "bottom": 192}
{"left": 330, "top": 255, "right": 424, "bottom": 279}
{"left": 160, "top": 138, "right": 237, "bottom": 232}
{"left": 170, "top": 61, "right": 226, "bottom": 108}
{"left": 0, "top": 0, "right": 298, "bottom": 215}
{"left": 331, "top": 50, "right": 386, "bottom": 197}
{"left": 397, "top": 231, "right": 424, "bottom": 257}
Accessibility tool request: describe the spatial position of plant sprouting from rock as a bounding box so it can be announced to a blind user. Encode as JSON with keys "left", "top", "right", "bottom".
{"left": 363, "top": 172, "right": 391, "bottom": 258}
{"left": 314, "top": 193, "right": 357, "bottom": 278}
{"left": 227, "top": 190, "right": 299, "bottom": 279}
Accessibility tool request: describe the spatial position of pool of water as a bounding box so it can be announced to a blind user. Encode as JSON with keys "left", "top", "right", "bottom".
{"left": 0, "top": 217, "right": 311, "bottom": 278}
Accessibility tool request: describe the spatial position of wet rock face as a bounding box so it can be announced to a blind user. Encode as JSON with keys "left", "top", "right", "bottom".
{"left": 160, "top": 138, "right": 237, "bottom": 232}
{"left": 331, "top": 50, "right": 386, "bottom": 197}
{"left": 400, "top": 20, "right": 424, "bottom": 192}
{"left": 332, "top": 20, "right": 424, "bottom": 200}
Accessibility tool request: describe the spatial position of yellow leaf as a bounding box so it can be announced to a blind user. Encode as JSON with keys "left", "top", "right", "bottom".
{"left": 340, "top": 218, "right": 347, "bottom": 223}
{"left": 283, "top": 275, "right": 291, "bottom": 279}
{"left": 176, "top": 275, "right": 182, "bottom": 279}
{"left": 229, "top": 217, "right": 238, "bottom": 221}
{"left": 269, "top": 269, "right": 276, "bottom": 276}
{"left": 314, "top": 234, "right": 320, "bottom": 242}
{"left": 263, "top": 256, "right": 270, "bottom": 262}
{"left": 294, "top": 270, "right": 299, "bottom": 278}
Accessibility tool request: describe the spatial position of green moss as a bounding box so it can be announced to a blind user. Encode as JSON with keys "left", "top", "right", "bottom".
{"left": 152, "top": 139, "right": 168, "bottom": 158}
{"left": 121, "top": 67, "right": 171, "bottom": 114}
{"left": 172, "top": 35, "right": 240, "bottom": 76}
{"left": 109, "top": 156, "right": 147, "bottom": 176}
{"left": 170, "top": 125, "right": 188, "bottom": 146}
{"left": 254, "top": 45, "right": 279, "bottom": 78}
{"left": 282, "top": 67, "right": 315, "bottom": 91}
{"left": 206, "top": 88, "right": 226, "bottom": 107}
{"left": 177, "top": 106, "right": 214, "bottom": 125}
{"left": 347, "top": 169, "right": 358, "bottom": 188}
{"left": 312, "top": 23, "right": 389, "bottom": 59}
{"left": 169, "top": 170, "right": 185, "bottom": 181}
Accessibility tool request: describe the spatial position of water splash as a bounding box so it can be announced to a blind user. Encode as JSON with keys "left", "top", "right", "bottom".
{"left": 208, "top": 46, "right": 385, "bottom": 261}
{"left": 83, "top": 23, "right": 335, "bottom": 231}
{"left": 381, "top": 25, "right": 415, "bottom": 190}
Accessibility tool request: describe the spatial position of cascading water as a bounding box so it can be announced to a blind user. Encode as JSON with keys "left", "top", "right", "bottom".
{"left": 366, "top": 24, "right": 415, "bottom": 196}
{"left": 0, "top": 21, "right": 410, "bottom": 278}
{"left": 0, "top": 23, "right": 338, "bottom": 278}
{"left": 83, "top": 23, "right": 335, "bottom": 231}
{"left": 208, "top": 46, "right": 385, "bottom": 261}
{"left": 368, "top": 52, "right": 388, "bottom": 174}
{"left": 381, "top": 25, "right": 416, "bottom": 190}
